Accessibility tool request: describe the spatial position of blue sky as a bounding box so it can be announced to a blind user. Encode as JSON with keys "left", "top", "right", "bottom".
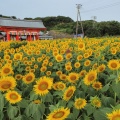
{"left": 0, "top": 0, "right": 120, "bottom": 22}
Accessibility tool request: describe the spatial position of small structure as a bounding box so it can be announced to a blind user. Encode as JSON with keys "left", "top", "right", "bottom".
{"left": 0, "top": 17, "right": 46, "bottom": 41}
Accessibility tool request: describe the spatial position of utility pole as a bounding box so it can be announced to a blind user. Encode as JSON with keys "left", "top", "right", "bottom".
{"left": 91, "top": 16, "right": 97, "bottom": 28}
{"left": 76, "top": 4, "right": 84, "bottom": 37}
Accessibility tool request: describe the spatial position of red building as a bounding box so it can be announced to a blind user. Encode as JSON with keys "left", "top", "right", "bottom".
{"left": 0, "top": 17, "right": 46, "bottom": 41}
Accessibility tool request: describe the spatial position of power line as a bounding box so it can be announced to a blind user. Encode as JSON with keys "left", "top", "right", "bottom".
{"left": 81, "top": 1, "right": 120, "bottom": 13}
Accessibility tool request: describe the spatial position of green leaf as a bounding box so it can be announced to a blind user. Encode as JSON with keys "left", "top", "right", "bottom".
{"left": 17, "top": 99, "right": 29, "bottom": 108}
{"left": 45, "top": 92, "right": 53, "bottom": 102}
{"left": 84, "top": 104, "right": 96, "bottom": 116}
{"left": 0, "top": 111, "right": 4, "bottom": 120}
{"left": 30, "top": 91, "right": 38, "bottom": 101}
{"left": 112, "top": 82, "right": 120, "bottom": 96}
{"left": 101, "top": 83, "right": 110, "bottom": 92}
{"left": 101, "top": 95, "right": 115, "bottom": 107}
{"left": 7, "top": 105, "right": 18, "bottom": 119}
{"left": 0, "top": 93, "right": 5, "bottom": 111}
{"left": 93, "top": 107, "right": 112, "bottom": 120}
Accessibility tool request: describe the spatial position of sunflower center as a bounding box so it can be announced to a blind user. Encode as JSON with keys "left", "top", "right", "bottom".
{"left": 26, "top": 76, "right": 33, "bottom": 81}
{"left": 1, "top": 82, "right": 11, "bottom": 89}
{"left": 77, "top": 100, "right": 83, "bottom": 106}
{"left": 94, "top": 84, "right": 100, "bottom": 88}
{"left": 88, "top": 74, "right": 95, "bottom": 81}
{"left": 38, "top": 82, "right": 48, "bottom": 91}
{"left": 113, "top": 115, "right": 120, "bottom": 120}
{"left": 10, "top": 93, "right": 18, "bottom": 100}
{"left": 53, "top": 111, "right": 65, "bottom": 118}
{"left": 16, "top": 55, "right": 20, "bottom": 59}
{"left": 57, "top": 56, "right": 62, "bottom": 60}
{"left": 66, "top": 90, "right": 73, "bottom": 97}
{"left": 79, "top": 44, "right": 83, "bottom": 48}
{"left": 99, "top": 67, "right": 104, "bottom": 71}
{"left": 70, "top": 75, "right": 77, "bottom": 81}
{"left": 111, "top": 63, "right": 117, "bottom": 68}
{"left": 3, "top": 68, "right": 10, "bottom": 74}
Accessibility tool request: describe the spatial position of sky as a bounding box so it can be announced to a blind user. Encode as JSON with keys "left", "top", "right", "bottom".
{"left": 0, "top": 0, "right": 120, "bottom": 22}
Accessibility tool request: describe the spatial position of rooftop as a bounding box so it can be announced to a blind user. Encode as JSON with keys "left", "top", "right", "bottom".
{"left": 0, "top": 17, "right": 46, "bottom": 29}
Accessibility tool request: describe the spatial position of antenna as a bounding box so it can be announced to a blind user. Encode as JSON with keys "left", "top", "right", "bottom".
{"left": 76, "top": 4, "right": 84, "bottom": 37}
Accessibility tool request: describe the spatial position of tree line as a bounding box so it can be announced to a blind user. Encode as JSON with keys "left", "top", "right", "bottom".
{"left": 0, "top": 14, "right": 120, "bottom": 37}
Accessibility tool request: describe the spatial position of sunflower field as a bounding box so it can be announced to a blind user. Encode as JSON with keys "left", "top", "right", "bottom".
{"left": 0, "top": 37, "right": 120, "bottom": 120}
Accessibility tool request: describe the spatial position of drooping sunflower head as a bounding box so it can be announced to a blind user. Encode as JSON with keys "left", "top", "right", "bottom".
{"left": 5, "top": 90, "right": 22, "bottom": 104}
{"left": 33, "top": 76, "right": 53, "bottom": 96}
{"left": 63, "top": 86, "right": 76, "bottom": 101}
{"left": 67, "top": 72, "right": 79, "bottom": 83}
{"left": 74, "top": 98, "right": 87, "bottom": 110}
{"left": 108, "top": 59, "right": 120, "bottom": 70}
{"left": 0, "top": 76, "right": 16, "bottom": 92}
{"left": 22, "top": 72, "right": 35, "bottom": 84}
{"left": 55, "top": 54, "right": 63, "bottom": 62}
{"left": 107, "top": 109, "right": 120, "bottom": 120}
{"left": 1, "top": 64, "right": 13, "bottom": 76}
{"left": 92, "top": 81, "right": 102, "bottom": 91}
{"left": 83, "top": 70, "right": 97, "bottom": 86}
{"left": 46, "top": 107, "right": 70, "bottom": 120}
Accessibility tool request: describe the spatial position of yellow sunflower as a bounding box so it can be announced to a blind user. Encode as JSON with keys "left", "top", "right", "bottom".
{"left": 67, "top": 72, "right": 79, "bottom": 83}
{"left": 92, "top": 81, "right": 102, "bottom": 90}
{"left": 56, "top": 71, "right": 62, "bottom": 76}
{"left": 33, "top": 76, "right": 53, "bottom": 96}
{"left": 77, "top": 55, "right": 83, "bottom": 61}
{"left": 84, "top": 60, "right": 91, "bottom": 67}
{"left": 1, "top": 64, "right": 13, "bottom": 76}
{"left": 56, "top": 82, "right": 66, "bottom": 91}
{"left": 79, "top": 70, "right": 87, "bottom": 77}
{"left": 5, "top": 90, "right": 22, "bottom": 104}
{"left": 15, "top": 74, "right": 23, "bottom": 80}
{"left": 46, "top": 107, "right": 70, "bottom": 120}
{"left": 14, "top": 53, "right": 22, "bottom": 61}
{"left": 83, "top": 70, "right": 97, "bottom": 85}
{"left": 55, "top": 54, "right": 63, "bottom": 62}
{"left": 59, "top": 74, "right": 67, "bottom": 81}
{"left": 40, "top": 66, "right": 47, "bottom": 72}
{"left": 22, "top": 72, "right": 35, "bottom": 84}
{"left": 108, "top": 59, "right": 120, "bottom": 70}
{"left": 78, "top": 42, "right": 85, "bottom": 51}
{"left": 107, "top": 109, "right": 120, "bottom": 120}
{"left": 65, "top": 53, "right": 72, "bottom": 60}
{"left": 0, "top": 76, "right": 16, "bottom": 92}
{"left": 97, "top": 64, "right": 106, "bottom": 72}
{"left": 74, "top": 98, "right": 87, "bottom": 110}
{"left": 65, "top": 65, "right": 72, "bottom": 72}
{"left": 63, "top": 86, "right": 76, "bottom": 101}
{"left": 74, "top": 62, "right": 81, "bottom": 68}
